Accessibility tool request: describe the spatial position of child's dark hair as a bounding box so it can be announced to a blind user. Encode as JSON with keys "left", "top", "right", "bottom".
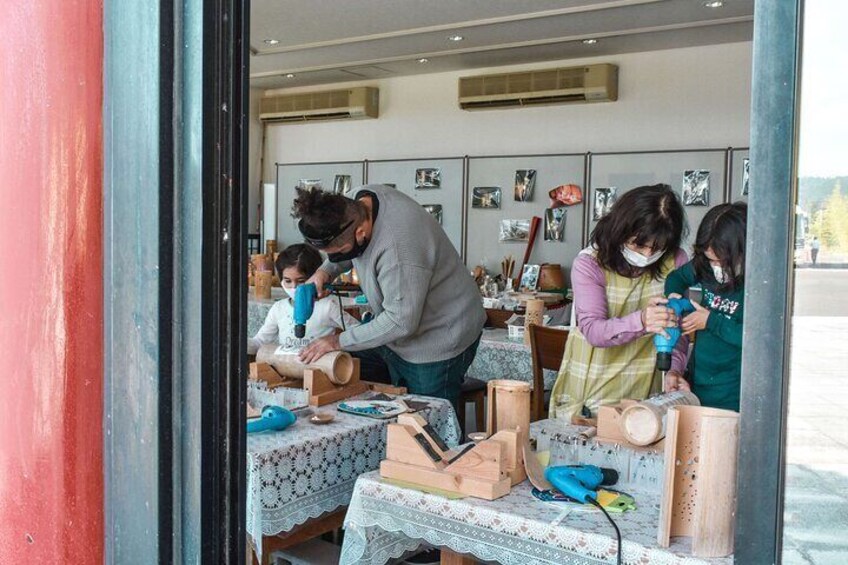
{"left": 275, "top": 244, "right": 323, "bottom": 279}
{"left": 590, "top": 184, "right": 688, "bottom": 280}
{"left": 291, "top": 186, "right": 366, "bottom": 247}
{"left": 693, "top": 202, "right": 747, "bottom": 292}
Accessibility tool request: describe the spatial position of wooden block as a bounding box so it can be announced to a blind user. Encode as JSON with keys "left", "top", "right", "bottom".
{"left": 443, "top": 440, "right": 504, "bottom": 482}
{"left": 380, "top": 460, "right": 511, "bottom": 501}
{"left": 249, "top": 362, "right": 285, "bottom": 388}
{"left": 362, "top": 381, "right": 407, "bottom": 395}
{"left": 385, "top": 424, "right": 444, "bottom": 470}
{"left": 397, "top": 412, "right": 454, "bottom": 460}
{"left": 489, "top": 429, "right": 527, "bottom": 486}
{"left": 440, "top": 549, "right": 478, "bottom": 565}
{"left": 304, "top": 368, "right": 369, "bottom": 407}
{"left": 596, "top": 400, "right": 637, "bottom": 443}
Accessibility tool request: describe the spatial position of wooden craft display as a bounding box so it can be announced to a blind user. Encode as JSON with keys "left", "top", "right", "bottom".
{"left": 523, "top": 299, "right": 544, "bottom": 346}
{"left": 379, "top": 379, "right": 533, "bottom": 500}
{"left": 620, "top": 392, "right": 700, "bottom": 446}
{"left": 249, "top": 348, "right": 367, "bottom": 407}
{"left": 254, "top": 270, "right": 273, "bottom": 299}
{"left": 658, "top": 405, "right": 739, "bottom": 558}
{"left": 256, "top": 345, "right": 354, "bottom": 384}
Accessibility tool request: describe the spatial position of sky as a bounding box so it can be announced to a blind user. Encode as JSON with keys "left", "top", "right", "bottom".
{"left": 798, "top": 0, "right": 848, "bottom": 177}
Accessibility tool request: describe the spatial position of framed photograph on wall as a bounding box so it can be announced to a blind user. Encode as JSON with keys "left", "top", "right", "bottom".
{"left": 333, "top": 174, "right": 352, "bottom": 196}
{"left": 422, "top": 204, "right": 443, "bottom": 224}
{"left": 593, "top": 187, "right": 617, "bottom": 220}
{"left": 742, "top": 158, "right": 750, "bottom": 195}
{"left": 297, "top": 178, "right": 323, "bottom": 191}
{"left": 472, "top": 186, "right": 501, "bottom": 209}
{"left": 415, "top": 168, "right": 441, "bottom": 189}
{"left": 499, "top": 219, "right": 531, "bottom": 242}
{"left": 514, "top": 169, "right": 536, "bottom": 202}
{"left": 519, "top": 264, "right": 541, "bottom": 290}
{"left": 682, "top": 169, "right": 710, "bottom": 206}
{"left": 544, "top": 208, "right": 566, "bottom": 242}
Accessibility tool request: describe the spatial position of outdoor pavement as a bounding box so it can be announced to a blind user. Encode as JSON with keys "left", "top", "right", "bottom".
{"left": 782, "top": 268, "right": 848, "bottom": 564}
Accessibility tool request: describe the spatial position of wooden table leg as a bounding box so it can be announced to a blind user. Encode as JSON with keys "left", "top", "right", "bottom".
{"left": 250, "top": 507, "right": 348, "bottom": 565}
{"left": 440, "top": 548, "right": 478, "bottom": 564}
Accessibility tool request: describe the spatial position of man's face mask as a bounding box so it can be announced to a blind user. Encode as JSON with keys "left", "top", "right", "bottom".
{"left": 326, "top": 233, "right": 369, "bottom": 263}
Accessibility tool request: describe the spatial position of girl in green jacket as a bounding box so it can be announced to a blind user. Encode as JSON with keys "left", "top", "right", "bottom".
{"left": 664, "top": 202, "right": 747, "bottom": 411}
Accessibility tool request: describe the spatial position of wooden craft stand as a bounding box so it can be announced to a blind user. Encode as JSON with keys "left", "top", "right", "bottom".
{"left": 249, "top": 359, "right": 369, "bottom": 407}
{"left": 592, "top": 399, "right": 666, "bottom": 451}
{"left": 658, "top": 405, "right": 739, "bottom": 558}
{"left": 380, "top": 412, "right": 524, "bottom": 500}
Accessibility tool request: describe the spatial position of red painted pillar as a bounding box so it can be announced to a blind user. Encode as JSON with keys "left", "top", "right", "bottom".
{"left": 0, "top": 2, "right": 104, "bottom": 564}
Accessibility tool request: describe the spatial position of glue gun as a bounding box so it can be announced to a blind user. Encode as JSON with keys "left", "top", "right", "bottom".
{"left": 653, "top": 297, "right": 695, "bottom": 372}
{"left": 247, "top": 406, "right": 296, "bottom": 433}
{"left": 544, "top": 464, "right": 619, "bottom": 503}
{"left": 293, "top": 283, "right": 318, "bottom": 338}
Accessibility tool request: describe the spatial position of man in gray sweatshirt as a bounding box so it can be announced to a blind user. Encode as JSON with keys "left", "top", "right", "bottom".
{"left": 294, "top": 184, "right": 485, "bottom": 408}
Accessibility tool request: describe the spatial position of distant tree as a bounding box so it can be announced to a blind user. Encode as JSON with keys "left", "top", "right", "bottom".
{"left": 811, "top": 182, "right": 848, "bottom": 251}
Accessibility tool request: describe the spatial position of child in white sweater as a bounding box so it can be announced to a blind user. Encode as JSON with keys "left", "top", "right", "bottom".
{"left": 248, "top": 244, "right": 358, "bottom": 354}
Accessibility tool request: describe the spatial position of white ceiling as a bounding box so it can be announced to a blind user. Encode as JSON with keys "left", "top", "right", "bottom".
{"left": 250, "top": 0, "right": 754, "bottom": 90}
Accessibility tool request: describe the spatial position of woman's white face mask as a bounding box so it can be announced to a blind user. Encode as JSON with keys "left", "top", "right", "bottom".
{"left": 621, "top": 246, "right": 665, "bottom": 268}
{"left": 282, "top": 283, "right": 298, "bottom": 299}
{"left": 712, "top": 264, "right": 728, "bottom": 284}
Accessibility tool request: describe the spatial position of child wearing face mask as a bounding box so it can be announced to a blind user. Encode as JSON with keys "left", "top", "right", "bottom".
{"left": 247, "top": 244, "right": 359, "bottom": 354}
{"left": 664, "top": 202, "right": 747, "bottom": 412}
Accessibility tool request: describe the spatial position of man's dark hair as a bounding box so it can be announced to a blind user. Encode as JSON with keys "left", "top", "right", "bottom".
{"left": 692, "top": 202, "right": 747, "bottom": 293}
{"left": 274, "top": 243, "right": 322, "bottom": 279}
{"left": 590, "top": 183, "right": 687, "bottom": 280}
{"left": 291, "top": 186, "right": 366, "bottom": 247}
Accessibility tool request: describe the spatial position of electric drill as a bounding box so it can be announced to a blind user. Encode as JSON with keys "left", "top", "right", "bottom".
{"left": 544, "top": 464, "right": 619, "bottom": 503}
{"left": 653, "top": 297, "right": 695, "bottom": 372}
{"left": 293, "top": 283, "right": 318, "bottom": 338}
{"left": 246, "top": 406, "right": 296, "bottom": 433}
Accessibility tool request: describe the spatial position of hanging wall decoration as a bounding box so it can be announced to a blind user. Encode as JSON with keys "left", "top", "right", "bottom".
{"left": 519, "top": 264, "right": 541, "bottom": 291}
{"left": 593, "top": 187, "right": 617, "bottom": 220}
{"left": 472, "top": 187, "right": 501, "bottom": 209}
{"left": 548, "top": 184, "right": 583, "bottom": 208}
{"left": 544, "top": 208, "right": 566, "bottom": 242}
{"left": 499, "top": 219, "right": 531, "bottom": 242}
{"left": 682, "top": 169, "right": 711, "bottom": 206}
{"left": 422, "top": 204, "right": 443, "bottom": 225}
{"left": 333, "top": 174, "right": 352, "bottom": 196}
{"left": 742, "top": 158, "right": 750, "bottom": 196}
{"left": 297, "top": 179, "right": 323, "bottom": 191}
{"left": 514, "top": 170, "right": 537, "bottom": 202}
{"left": 415, "top": 168, "right": 441, "bottom": 189}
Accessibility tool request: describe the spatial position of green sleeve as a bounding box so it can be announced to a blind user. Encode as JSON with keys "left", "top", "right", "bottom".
{"left": 705, "top": 311, "right": 743, "bottom": 347}
{"left": 664, "top": 261, "right": 697, "bottom": 296}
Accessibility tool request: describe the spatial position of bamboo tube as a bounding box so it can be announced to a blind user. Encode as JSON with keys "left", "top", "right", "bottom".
{"left": 523, "top": 298, "right": 544, "bottom": 346}
{"left": 254, "top": 271, "right": 273, "bottom": 299}
{"left": 265, "top": 239, "right": 278, "bottom": 257}
{"left": 255, "top": 344, "right": 354, "bottom": 385}
{"left": 251, "top": 253, "right": 274, "bottom": 274}
{"left": 486, "top": 380, "right": 531, "bottom": 437}
{"left": 620, "top": 391, "right": 700, "bottom": 446}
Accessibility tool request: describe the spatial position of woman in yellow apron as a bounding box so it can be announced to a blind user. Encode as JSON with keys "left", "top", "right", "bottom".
{"left": 550, "top": 184, "right": 690, "bottom": 420}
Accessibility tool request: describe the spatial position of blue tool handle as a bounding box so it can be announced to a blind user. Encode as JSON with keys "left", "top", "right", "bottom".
{"left": 247, "top": 406, "right": 296, "bottom": 433}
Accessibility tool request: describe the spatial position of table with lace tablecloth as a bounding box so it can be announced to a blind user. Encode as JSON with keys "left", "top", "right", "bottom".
{"left": 246, "top": 390, "right": 460, "bottom": 561}
{"left": 340, "top": 471, "right": 732, "bottom": 565}
{"left": 466, "top": 328, "right": 560, "bottom": 389}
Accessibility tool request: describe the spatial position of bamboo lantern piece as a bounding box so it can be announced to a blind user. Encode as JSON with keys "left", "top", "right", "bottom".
{"left": 523, "top": 298, "right": 544, "bottom": 346}
{"left": 265, "top": 239, "right": 278, "bottom": 257}
{"left": 658, "top": 405, "right": 740, "bottom": 558}
{"left": 254, "top": 270, "right": 273, "bottom": 299}
{"left": 251, "top": 253, "right": 274, "bottom": 273}
{"left": 255, "top": 344, "right": 354, "bottom": 385}
{"left": 620, "top": 391, "right": 700, "bottom": 446}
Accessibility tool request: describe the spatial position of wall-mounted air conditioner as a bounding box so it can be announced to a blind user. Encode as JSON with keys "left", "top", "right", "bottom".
{"left": 458, "top": 64, "right": 618, "bottom": 110}
{"left": 259, "top": 86, "right": 379, "bottom": 123}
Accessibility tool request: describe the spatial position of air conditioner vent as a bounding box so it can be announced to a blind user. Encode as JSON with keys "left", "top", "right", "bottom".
{"left": 260, "top": 87, "right": 379, "bottom": 123}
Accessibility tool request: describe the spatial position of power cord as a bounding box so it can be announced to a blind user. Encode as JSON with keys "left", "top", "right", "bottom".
{"left": 588, "top": 497, "right": 622, "bottom": 565}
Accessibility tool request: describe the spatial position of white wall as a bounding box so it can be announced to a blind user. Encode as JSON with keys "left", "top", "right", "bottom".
{"left": 248, "top": 87, "right": 264, "bottom": 232}
{"left": 256, "top": 42, "right": 752, "bottom": 181}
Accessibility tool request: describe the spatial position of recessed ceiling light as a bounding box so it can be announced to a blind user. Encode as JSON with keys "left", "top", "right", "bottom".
{"left": 447, "top": 35, "right": 464, "bottom": 42}
{"left": 703, "top": 1, "right": 724, "bottom": 7}
{"left": 264, "top": 39, "right": 280, "bottom": 45}
{"left": 285, "top": 73, "right": 295, "bottom": 78}
{"left": 582, "top": 39, "right": 599, "bottom": 45}
{"left": 417, "top": 58, "right": 429, "bottom": 64}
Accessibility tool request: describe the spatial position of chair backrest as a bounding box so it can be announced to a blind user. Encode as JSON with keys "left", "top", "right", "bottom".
{"left": 528, "top": 324, "right": 569, "bottom": 421}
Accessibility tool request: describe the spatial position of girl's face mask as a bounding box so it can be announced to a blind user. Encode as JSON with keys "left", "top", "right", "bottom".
{"left": 712, "top": 264, "right": 727, "bottom": 284}
{"left": 621, "top": 245, "right": 665, "bottom": 268}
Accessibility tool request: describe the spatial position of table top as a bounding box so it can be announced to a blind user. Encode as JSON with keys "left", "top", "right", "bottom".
{"left": 246, "top": 390, "right": 460, "bottom": 561}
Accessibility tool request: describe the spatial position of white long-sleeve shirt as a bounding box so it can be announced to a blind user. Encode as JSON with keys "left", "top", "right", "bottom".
{"left": 247, "top": 296, "right": 359, "bottom": 354}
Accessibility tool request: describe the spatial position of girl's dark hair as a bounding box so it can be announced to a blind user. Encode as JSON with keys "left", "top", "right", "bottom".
{"left": 275, "top": 244, "right": 323, "bottom": 279}
{"left": 291, "top": 186, "right": 366, "bottom": 244}
{"left": 590, "top": 183, "right": 688, "bottom": 279}
{"left": 692, "top": 202, "right": 747, "bottom": 293}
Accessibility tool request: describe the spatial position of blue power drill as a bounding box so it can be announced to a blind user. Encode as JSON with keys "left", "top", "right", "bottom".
{"left": 293, "top": 283, "right": 318, "bottom": 338}
{"left": 247, "top": 406, "right": 296, "bottom": 433}
{"left": 544, "top": 464, "right": 620, "bottom": 503}
{"left": 653, "top": 297, "right": 695, "bottom": 372}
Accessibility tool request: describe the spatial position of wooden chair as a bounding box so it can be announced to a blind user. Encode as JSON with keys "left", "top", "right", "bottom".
{"left": 458, "top": 377, "right": 486, "bottom": 438}
{"left": 528, "top": 325, "right": 569, "bottom": 422}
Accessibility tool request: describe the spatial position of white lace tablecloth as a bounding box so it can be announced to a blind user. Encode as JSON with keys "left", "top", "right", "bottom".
{"left": 246, "top": 393, "right": 460, "bottom": 560}
{"left": 341, "top": 471, "right": 732, "bottom": 565}
{"left": 466, "top": 328, "right": 559, "bottom": 389}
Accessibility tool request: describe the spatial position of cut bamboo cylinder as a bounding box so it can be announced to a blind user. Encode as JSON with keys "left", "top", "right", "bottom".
{"left": 265, "top": 239, "right": 278, "bottom": 257}
{"left": 620, "top": 391, "right": 700, "bottom": 446}
{"left": 251, "top": 253, "right": 274, "bottom": 273}
{"left": 254, "top": 271, "right": 273, "bottom": 299}
{"left": 523, "top": 298, "right": 545, "bottom": 346}
{"left": 255, "top": 344, "right": 354, "bottom": 385}
{"left": 486, "top": 380, "right": 531, "bottom": 438}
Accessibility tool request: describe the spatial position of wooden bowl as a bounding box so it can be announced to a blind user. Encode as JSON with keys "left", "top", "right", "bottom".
{"left": 309, "top": 412, "right": 335, "bottom": 425}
